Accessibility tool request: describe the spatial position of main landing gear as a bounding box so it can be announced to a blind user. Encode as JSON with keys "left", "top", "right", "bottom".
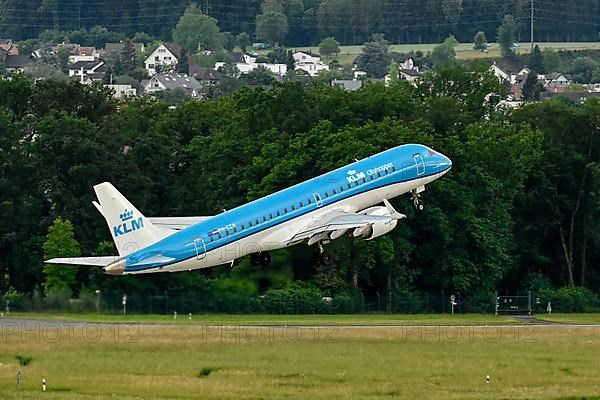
{"left": 312, "top": 242, "right": 332, "bottom": 266}
{"left": 411, "top": 189, "right": 425, "bottom": 211}
{"left": 250, "top": 252, "right": 271, "bottom": 266}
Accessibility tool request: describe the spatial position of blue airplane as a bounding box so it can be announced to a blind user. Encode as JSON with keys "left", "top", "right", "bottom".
{"left": 46, "top": 144, "right": 451, "bottom": 275}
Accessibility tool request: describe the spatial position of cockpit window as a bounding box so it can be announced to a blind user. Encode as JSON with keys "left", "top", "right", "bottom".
{"left": 427, "top": 148, "right": 437, "bottom": 157}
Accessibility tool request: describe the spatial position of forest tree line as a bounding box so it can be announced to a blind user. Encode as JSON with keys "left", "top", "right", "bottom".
{"left": 1, "top": 0, "right": 599, "bottom": 45}
{"left": 0, "top": 64, "right": 599, "bottom": 312}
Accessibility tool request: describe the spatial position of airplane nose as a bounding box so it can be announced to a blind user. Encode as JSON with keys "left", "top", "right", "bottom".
{"left": 438, "top": 153, "right": 452, "bottom": 171}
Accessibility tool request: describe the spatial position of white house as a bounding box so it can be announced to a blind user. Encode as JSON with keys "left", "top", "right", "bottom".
{"left": 68, "top": 60, "right": 106, "bottom": 83}
{"left": 490, "top": 62, "right": 514, "bottom": 83}
{"left": 144, "top": 73, "right": 203, "bottom": 98}
{"left": 214, "top": 61, "right": 287, "bottom": 77}
{"left": 68, "top": 46, "right": 99, "bottom": 64}
{"left": 105, "top": 84, "right": 137, "bottom": 99}
{"left": 293, "top": 51, "right": 321, "bottom": 65}
{"left": 144, "top": 43, "right": 181, "bottom": 76}
{"left": 293, "top": 51, "right": 329, "bottom": 76}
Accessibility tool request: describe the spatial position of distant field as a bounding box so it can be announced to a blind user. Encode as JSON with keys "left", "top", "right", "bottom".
{"left": 535, "top": 313, "right": 600, "bottom": 325}
{"left": 1, "top": 321, "right": 599, "bottom": 399}
{"left": 280, "top": 42, "right": 600, "bottom": 64}
{"left": 5, "top": 312, "right": 523, "bottom": 326}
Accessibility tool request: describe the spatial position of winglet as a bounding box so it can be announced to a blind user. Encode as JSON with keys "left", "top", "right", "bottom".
{"left": 383, "top": 199, "right": 406, "bottom": 220}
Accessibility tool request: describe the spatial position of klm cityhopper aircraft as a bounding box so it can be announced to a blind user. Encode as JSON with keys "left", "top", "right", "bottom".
{"left": 46, "top": 144, "right": 451, "bottom": 275}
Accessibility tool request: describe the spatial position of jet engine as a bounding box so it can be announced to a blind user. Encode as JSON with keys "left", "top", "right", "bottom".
{"left": 352, "top": 206, "right": 399, "bottom": 240}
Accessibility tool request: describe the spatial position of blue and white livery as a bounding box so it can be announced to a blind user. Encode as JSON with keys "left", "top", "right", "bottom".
{"left": 46, "top": 144, "right": 452, "bottom": 275}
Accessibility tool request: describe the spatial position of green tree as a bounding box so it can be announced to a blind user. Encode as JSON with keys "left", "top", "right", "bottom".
{"left": 473, "top": 31, "right": 487, "bottom": 51}
{"left": 43, "top": 218, "right": 80, "bottom": 294}
{"left": 286, "top": 50, "right": 295, "bottom": 71}
{"left": 430, "top": 35, "right": 458, "bottom": 67}
{"left": 120, "top": 39, "right": 137, "bottom": 75}
{"left": 255, "top": 12, "right": 289, "bottom": 45}
{"left": 236, "top": 32, "right": 251, "bottom": 51}
{"left": 172, "top": 6, "right": 223, "bottom": 53}
{"left": 355, "top": 38, "right": 389, "bottom": 78}
{"left": 497, "top": 15, "right": 517, "bottom": 58}
{"left": 529, "top": 45, "right": 544, "bottom": 73}
{"left": 570, "top": 57, "right": 598, "bottom": 83}
{"left": 319, "top": 36, "right": 340, "bottom": 59}
{"left": 55, "top": 46, "right": 71, "bottom": 73}
{"left": 177, "top": 47, "right": 189, "bottom": 74}
{"left": 242, "top": 65, "right": 275, "bottom": 85}
{"left": 522, "top": 72, "right": 541, "bottom": 100}
{"left": 222, "top": 32, "right": 236, "bottom": 51}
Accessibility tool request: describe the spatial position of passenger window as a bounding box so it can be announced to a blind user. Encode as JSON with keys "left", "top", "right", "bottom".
{"left": 362, "top": 178, "right": 366, "bottom": 183}
{"left": 249, "top": 221, "right": 253, "bottom": 227}
{"left": 284, "top": 208, "right": 288, "bottom": 213}
{"left": 277, "top": 210, "right": 281, "bottom": 216}
{"left": 377, "top": 172, "right": 381, "bottom": 177}
{"left": 354, "top": 181, "right": 359, "bottom": 187}
{"left": 308, "top": 198, "right": 312, "bottom": 204}
{"left": 392, "top": 166, "right": 396, "bottom": 172}
{"left": 263, "top": 216, "right": 266, "bottom": 222}
{"left": 233, "top": 227, "right": 237, "bottom": 233}
{"left": 333, "top": 189, "right": 337, "bottom": 194}
{"left": 217, "top": 233, "right": 222, "bottom": 239}
{"left": 370, "top": 175, "right": 374, "bottom": 180}
{"left": 300, "top": 201, "right": 304, "bottom": 207}
{"left": 291, "top": 205, "right": 296, "bottom": 211}
{"left": 347, "top": 183, "right": 352, "bottom": 189}
{"left": 210, "top": 236, "right": 214, "bottom": 242}
{"left": 226, "top": 231, "right": 230, "bottom": 236}
{"left": 255, "top": 219, "right": 259, "bottom": 225}
{"left": 269, "top": 213, "right": 273, "bottom": 219}
{"left": 325, "top": 192, "right": 329, "bottom": 198}
{"left": 340, "top": 186, "right": 344, "bottom": 192}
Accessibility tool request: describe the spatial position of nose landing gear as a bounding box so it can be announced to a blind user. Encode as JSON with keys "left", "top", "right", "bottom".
{"left": 411, "top": 189, "right": 425, "bottom": 211}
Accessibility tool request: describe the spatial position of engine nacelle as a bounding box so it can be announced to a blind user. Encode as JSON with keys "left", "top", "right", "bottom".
{"left": 352, "top": 206, "right": 399, "bottom": 240}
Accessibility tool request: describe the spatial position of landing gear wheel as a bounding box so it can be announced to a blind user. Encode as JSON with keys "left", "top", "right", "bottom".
{"left": 411, "top": 192, "right": 424, "bottom": 211}
{"left": 320, "top": 252, "right": 333, "bottom": 266}
{"left": 259, "top": 251, "right": 271, "bottom": 266}
{"left": 250, "top": 253, "right": 261, "bottom": 266}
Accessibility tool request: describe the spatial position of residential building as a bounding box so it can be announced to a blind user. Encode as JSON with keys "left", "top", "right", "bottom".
{"left": 68, "top": 46, "right": 99, "bottom": 63}
{"left": 144, "top": 43, "right": 181, "bottom": 76}
{"left": 389, "top": 52, "right": 415, "bottom": 70}
{"left": 293, "top": 51, "right": 329, "bottom": 76}
{"left": 189, "top": 63, "right": 221, "bottom": 85}
{"left": 0, "top": 40, "right": 19, "bottom": 56}
{"left": 68, "top": 60, "right": 107, "bottom": 83}
{"left": 332, "top": 79, "right": 362, "bottom": 91}
{"left": 144, "top": 73, "right": 203, "bottom": 98}
{"left": 105, "top": 84, "right": 137, "bottom": 99}
{"left": 4, "top": 55, "right": 31, "bottom": 73}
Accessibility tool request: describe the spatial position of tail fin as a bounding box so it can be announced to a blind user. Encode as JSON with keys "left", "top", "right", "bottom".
{"left": 94, "top": 182, "right": 166, "bottom": 256}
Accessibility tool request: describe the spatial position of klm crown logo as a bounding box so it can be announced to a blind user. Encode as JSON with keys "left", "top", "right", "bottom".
{"left": 120, "top": 210, "right": 134, "bottom": 222}
{"left": 113, "top": 209, "right": 144, "bottom": 237}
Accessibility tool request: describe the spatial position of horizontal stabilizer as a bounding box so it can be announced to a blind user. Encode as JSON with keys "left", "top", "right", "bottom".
{"left": 45, "top": 256, "right": 120, "bottom": 267}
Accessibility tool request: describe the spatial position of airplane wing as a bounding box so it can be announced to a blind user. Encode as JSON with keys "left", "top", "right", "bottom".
{"left": 45, "top": 256, "right": 120, "bottom": 267}
{"left": 146, "top": 216, "right": 212, "bottom": 230}
{"left": 93, "top": 201, "right": 211, "bottom": 231}
{"left": 289, "top": 200, "right": 406, "bottom": 245}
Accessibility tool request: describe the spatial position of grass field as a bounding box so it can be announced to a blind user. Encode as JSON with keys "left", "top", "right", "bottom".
{"left": 278, "top": 41, "right": 600, "bottom": 64}
{"left": 4, "top": 312, "right": 524, "bottom": 326}
{"left": 534, "top": 313, "right": 600, "bottom": 325}
{"left": 1, "top": 318, "right": 599, "bottom": 399}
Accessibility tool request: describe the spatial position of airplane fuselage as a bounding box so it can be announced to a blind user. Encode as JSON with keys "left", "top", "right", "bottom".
{"left": 117, "top": 144, "right": 452, "bottom": 274}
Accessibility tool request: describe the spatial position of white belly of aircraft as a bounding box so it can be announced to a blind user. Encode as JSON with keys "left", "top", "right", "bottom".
{"left": 127, "top": 173, "right": 441, "bottom": 274}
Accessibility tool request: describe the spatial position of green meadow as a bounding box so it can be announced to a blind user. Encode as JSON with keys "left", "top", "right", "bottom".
{"left": 1, "top": 315, "right": 599, "bottom": 399}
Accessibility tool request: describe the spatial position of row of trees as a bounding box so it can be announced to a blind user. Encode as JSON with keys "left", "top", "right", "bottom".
{"left": 1, "top": 65, "right": 598, "bottom": 309}
{"left": 1, "top": 0, "right": 599, "bottom": 45}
